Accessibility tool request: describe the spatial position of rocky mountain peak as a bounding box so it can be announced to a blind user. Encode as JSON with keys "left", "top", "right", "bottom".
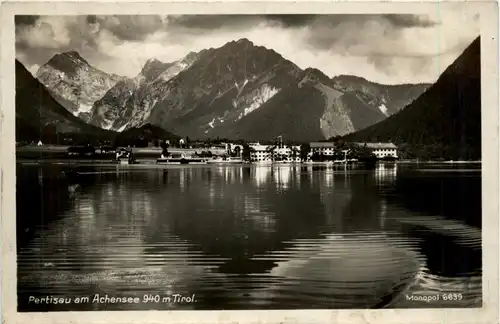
{"left": 64, "top": 50, "right": 87, "bottom": 61}
{"left": 45, "top": 51, "right": 90, "bottom": 77}
{"left": 35, "top": 50, "right": 125, "bottom": 118}
{"left": 205, "top": 38, "right": 300, "bottom": 79}
{"left": 141, "top": 58, "right": 173, "bottom": 81}
{"left": 144, "top": 58, "right": 163, "bottom": 66}
{"left": 236, "top": 38, "right": 254, "bottom": 45}
{"left": 224, "top": 38, "right": 274, "bottom": 55}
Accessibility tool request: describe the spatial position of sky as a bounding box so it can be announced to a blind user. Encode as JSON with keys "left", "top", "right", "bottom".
{"left": 15, "top": 10, "right": 479, "bottom": 85}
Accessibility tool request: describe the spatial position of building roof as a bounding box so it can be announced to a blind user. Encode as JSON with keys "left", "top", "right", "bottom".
{"left": 354, "top": 142, "right": 397, "bottom": 149}
{"left": 310, "top": 142, "right": 336, "bottom": 148}
{"left": 250, "top": 144, "right": 271, "bottom": 151}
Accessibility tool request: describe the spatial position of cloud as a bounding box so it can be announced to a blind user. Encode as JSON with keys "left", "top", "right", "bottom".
{"left": 15, "top": 15, "right": 41, "bottom": 26}
{"left": 381, "top": 14, "right": 437, "bottom": 28}
{"left": 163, "top": 14, "right": 435, "bottom": 31}
{"left": 165, "top": 15, "right": 263, "bottom": 31}
{"left": 15, "top": 11, "right": 479, "bottom": 84}
{"left": 92, "top": 15, "right": 165, "bottom": 41}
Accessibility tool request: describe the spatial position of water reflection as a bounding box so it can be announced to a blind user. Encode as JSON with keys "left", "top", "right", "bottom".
{"left": 252, "top": 232, "right": 422, "bottom": 308}
{"left": 273, "top": 166, "right": 292, "bottom": 190}
{"left": 16, "top": 163, "right": 482, "bottom": 310}
{"left": 253, "top": 166, "right": 271, "bottom": 188}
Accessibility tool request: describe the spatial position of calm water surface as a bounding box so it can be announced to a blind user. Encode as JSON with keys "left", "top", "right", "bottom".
{"left": 16, "top": 163, "right": 482, "bottom": 311}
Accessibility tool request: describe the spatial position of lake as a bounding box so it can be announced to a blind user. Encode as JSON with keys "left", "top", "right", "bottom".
{"left": 16, "top": 162, "right": 482, "bottom": 311}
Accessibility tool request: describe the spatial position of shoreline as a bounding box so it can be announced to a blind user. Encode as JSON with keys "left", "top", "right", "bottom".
{"left": 16, "top": 158, "right": 482, "bottom": 166}
{"left": 16, "top": 146, "right": 482, "bottom": 165}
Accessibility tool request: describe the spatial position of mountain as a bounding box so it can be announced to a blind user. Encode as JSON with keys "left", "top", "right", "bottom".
{"left": 342, "top": 36, "right": 481, "bottom": 160}
{"left": 331, "top": 75, "right": 430, "bottom": 117}
{"left": 88, "top": 52, "right": 202, "bottom": 131}
{"left": 209, "top": 68, "right": 429, "bottom": 141}
{"left": 35, "top": 51, "right": 125, "bottom": 120}
{"left": 89, "top": 38, "right": 429, "bottom": 141}
{"left": 15, "top": 59, "right": 113, "bottom": 142}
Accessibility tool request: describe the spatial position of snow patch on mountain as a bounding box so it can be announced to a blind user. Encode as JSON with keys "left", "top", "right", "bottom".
{"left": 235, "top": 78, "right": 249, "bottom": 96}
{"left": 378, "top": 103, "right": 389, "bottom": 116}
{"left": 236, "top": 84, "right": 279, "bottom": 120}
{"left": 78, "top": 102, "right": 93, "bottom": 114}
{"left": 206, "top": 116, "right": 225, "bottom": 130}
{"left": 117, "top": 123, "right": 129, "bottom": 132}
{"left": 158, "top": 61, "right": 190, "bottom": 82}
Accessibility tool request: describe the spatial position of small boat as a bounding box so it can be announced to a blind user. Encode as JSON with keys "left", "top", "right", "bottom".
{"left": 207, "top": 157, "right": 243, "bottom": 164}
{"left": 156, "top": 153, "right": 207, "bottom": 165}
{"left": 157, "top": 158, "right": 208, "bottom": 165}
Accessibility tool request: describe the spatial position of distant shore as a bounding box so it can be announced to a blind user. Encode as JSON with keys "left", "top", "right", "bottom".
{"left": 397, "top": 160, "right": 482, "bottom": 164}
{"left": 16, "top": 145, "right": 226, "bottom": 159}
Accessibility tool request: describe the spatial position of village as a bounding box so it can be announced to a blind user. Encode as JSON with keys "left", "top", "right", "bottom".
{"left": 151, "top": 136, "right": 399, "bottom": 165}
{"left": 23, "top": 135, "right": 399, "bottom": 164}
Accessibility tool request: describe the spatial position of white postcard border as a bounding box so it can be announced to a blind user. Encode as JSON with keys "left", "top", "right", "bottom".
{"left": 1, "top": 2, "right": 498, "bottom": 324}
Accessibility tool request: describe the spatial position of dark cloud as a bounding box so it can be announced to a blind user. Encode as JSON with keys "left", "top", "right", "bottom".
{"left": 164, "top": 14, "right": 436, "bottom": 31}
{"left": 263, "top": 15, "right": 318, "bottom": 27}
{"left": 15, "top": 14, "right": 437, "bottom": 49}
{"left": 165, "top": 14, "right": 321, "bottom": 31}
{"left": 382, "top": 14, "right": 437, "bottom": 28}
{"left": 15, "top": 15, "right": 40, "bottom": 26}
{"left": 305, "top": 14, "right": 437, "bottom": 29}
{"left": 93, "top": 15, "right": 164, "bottom": 41}
{"left": 166, "top": 15, "right": 263, "bottom": 31}
{"left": 86, "top": 15, "right": 97, "bottom": 24}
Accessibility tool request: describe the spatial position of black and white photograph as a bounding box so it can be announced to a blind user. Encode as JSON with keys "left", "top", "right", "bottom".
{"left": 1, "top": 1, "right": 499, "bottom": 323}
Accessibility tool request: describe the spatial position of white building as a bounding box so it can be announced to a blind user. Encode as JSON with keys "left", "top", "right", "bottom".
{"left": 274, "top": 145, "right": 301, "bottom": 162}
{"left": 310, "top": 142, "right": 336, "bottom": 156}
{"left": 249, "top": 143, "right": 302, "bottom": 163}
{"left": 355, "top": 142, "right": 398, "bottom": 158}
{"left": 249, "top": 143, "right": 272, "bottom": 163}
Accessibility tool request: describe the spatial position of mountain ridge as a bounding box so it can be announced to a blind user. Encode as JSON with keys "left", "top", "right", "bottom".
{"left": 85, "top": 38, "right": 429, "bottom": 140}
{"left": 30, "top": 38, "right": 432, "bottom": 141}
{"left": 342, "top": 36, "right": 481, "bottom": 160}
